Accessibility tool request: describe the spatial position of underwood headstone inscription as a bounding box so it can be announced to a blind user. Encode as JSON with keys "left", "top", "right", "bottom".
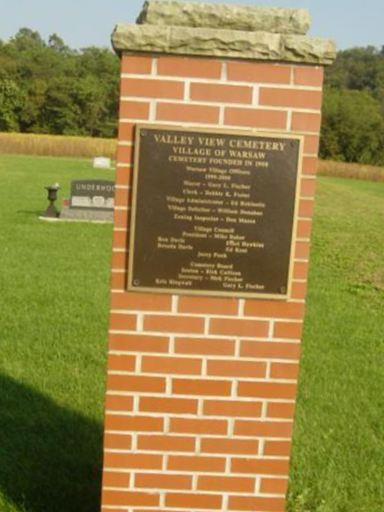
{"left": 128, "top": 125, "right": 302, "bottom": 299}
{"left": 60, "top": 180, "right": 115, "bottom": 222}
{"left": 70, "top": 180, "right": 115, "bottom": 210}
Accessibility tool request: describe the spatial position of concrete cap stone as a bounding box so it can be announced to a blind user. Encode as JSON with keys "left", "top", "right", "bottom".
{"left": 137, "top": 0, "right": 311, "bottom": 35}
{"left": 112, "top": 23, "right": 336, "bottom": 65}
{"left": 112, "top": 1, "right": 336, "bottom": 65}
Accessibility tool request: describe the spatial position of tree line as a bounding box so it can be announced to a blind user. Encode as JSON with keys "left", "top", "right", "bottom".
{"left": 1, "top": 29, "right": 384, "bottom": 165}
{"left": 0, "top": 28, "right": 119, "bottom": 138}
{"left": 322, "top": 46, "right": 384, "bottom": 165}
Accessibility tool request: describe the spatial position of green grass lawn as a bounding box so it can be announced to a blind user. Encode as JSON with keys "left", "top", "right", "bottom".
{"left": 0, "top": 154, "right": 383, "bottom": 512}
{"left": 0, "top": 155, "right": 114, "bottom": 512}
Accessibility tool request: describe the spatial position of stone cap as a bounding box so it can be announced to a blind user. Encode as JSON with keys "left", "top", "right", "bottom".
{"left": 137, "top": 1, "right": 311, "bottom": 35}
{"left": 112, "top": 1, "right": 336, "bottom": 65}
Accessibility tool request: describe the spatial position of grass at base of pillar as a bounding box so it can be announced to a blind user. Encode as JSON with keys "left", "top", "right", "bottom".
{"left": 0, "top": 154, "right": 383, "bottom": 511}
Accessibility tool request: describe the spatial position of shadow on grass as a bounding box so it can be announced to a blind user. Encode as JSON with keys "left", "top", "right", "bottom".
{"left": 0, "top": 373, "right": 103, "bottom": 512}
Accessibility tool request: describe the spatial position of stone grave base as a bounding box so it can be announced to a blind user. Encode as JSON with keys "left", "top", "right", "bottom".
{"left": 40, "top": 206, "right": 113, "bottom": 223}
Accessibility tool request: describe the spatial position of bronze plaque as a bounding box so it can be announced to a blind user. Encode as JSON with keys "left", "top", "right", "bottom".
{"left": 128, "top": 125, "right": 303, "bottom": 299}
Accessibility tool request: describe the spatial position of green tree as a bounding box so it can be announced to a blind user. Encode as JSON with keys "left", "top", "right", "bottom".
{"left": 76, "top": 47, "right": 120, "bottom": 137}
{"left": 326, "top": 46, "right": 384, "bottom": 113}
{"left": 40, "top": 77, "right": 81, "bottom": 134}
{"left": 0, "top": 28, "right": 119, "bottom": 137}
{"left": 48, "top": 33, "right": 70, "bottom": 54}
{"left": 321, "top": 88, "right": 384, "bottom": 165}
{"left": 11, "top": 28, "right": 46, "bottom": 51}
{"left": 0, "top": 78, "right": 24, "bottom": 131}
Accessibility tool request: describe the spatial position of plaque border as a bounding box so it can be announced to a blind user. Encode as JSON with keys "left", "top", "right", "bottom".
{"left": 127, "top": 124, "right": 304, "bottom": 300}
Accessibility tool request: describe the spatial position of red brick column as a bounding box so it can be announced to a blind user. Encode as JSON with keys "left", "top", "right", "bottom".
{"left": 101, "top": 53, "right": 324, "bottom": 512}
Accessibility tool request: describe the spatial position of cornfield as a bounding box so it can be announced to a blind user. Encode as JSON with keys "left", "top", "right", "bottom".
{"left": 0, "top": 132, "right": 117, "bottom": 159}
{"left": 1, "top": 132, "right": 383, "bottom": 183}
{"left": 318, "top": 159, "right": 384, "bottom": 182}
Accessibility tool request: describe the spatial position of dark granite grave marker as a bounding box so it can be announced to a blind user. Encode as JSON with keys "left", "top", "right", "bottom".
{"left": 60, "top": 180, "right": 115, "bottom": 222}
{"left": 70, "top": 180, "right": 115, "bottom": 210}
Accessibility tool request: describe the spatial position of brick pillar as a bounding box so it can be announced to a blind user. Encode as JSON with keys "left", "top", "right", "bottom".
{"left": 101, "top": 3, "right": 335, "bottom": 511}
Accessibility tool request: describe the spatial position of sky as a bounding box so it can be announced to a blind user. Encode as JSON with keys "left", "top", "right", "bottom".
{"left": 0, "top": 0, "right": 382, "bottom": 51}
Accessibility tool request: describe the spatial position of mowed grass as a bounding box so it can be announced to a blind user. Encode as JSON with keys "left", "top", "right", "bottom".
{"left": 0, "top": 155, "right": 114, "bottom": 512}
{"left": 288, "top": 178, "right": 384, "bottom": 511}
{"left": 0, "top": 154, "right": 383, "bottom": 511}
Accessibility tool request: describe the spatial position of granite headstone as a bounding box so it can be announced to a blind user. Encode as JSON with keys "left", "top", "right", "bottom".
{"left": 60, "top": 180, "right": 115, "bottom": 222}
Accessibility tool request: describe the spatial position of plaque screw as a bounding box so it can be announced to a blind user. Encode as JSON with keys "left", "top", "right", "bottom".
{"left": 133, "top": 279, "right": 140, "bottom": 286}
{"left": 280, "top": 286, "right": 287, "bottom": 294}
{"left": 141, "top": 130, "right": 147, "bottom": 137}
